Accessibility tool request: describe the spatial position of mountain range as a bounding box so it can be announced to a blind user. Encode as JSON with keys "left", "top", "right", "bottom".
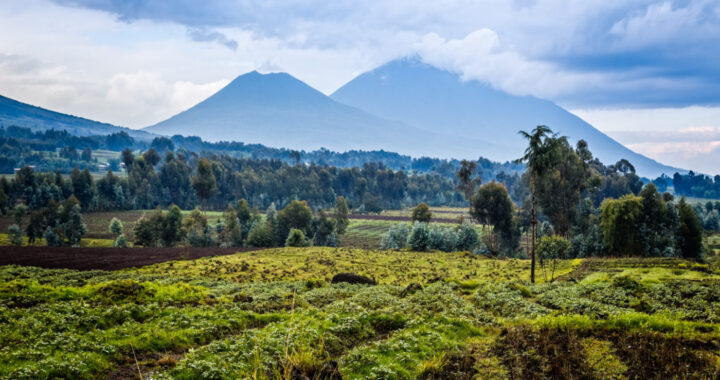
{"left": 0, "top": 59, "right": 682, "bottom": 177}
{"left": 0, "top": 94, "right": 153, "bottom": 141}
{"left": 146, "top": 59, "right": 679, "bottom": 177}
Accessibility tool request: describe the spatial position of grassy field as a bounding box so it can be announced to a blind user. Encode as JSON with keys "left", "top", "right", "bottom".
{"left": 2, "top": 247, "right": 720, "bottom": 379}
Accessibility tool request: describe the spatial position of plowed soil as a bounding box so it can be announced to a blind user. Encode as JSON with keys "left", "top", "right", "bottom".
{"left": 0, "top": 246, "right": 262, "bottom": 271}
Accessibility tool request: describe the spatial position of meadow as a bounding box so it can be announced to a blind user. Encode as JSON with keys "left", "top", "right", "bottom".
{"left": 1, "top": 247, "right": 720, "bottom": 379}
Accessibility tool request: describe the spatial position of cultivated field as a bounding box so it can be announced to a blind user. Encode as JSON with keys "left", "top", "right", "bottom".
{"left": 1, "top": 247, "right": 720, "bottom": 379}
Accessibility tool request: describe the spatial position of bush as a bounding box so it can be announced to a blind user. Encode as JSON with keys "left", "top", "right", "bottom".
{"left": 114, "top": 234, "right": 128, "bottom": 248}
{"left": 408, "top": 222, "right": 430, "bottom": 251}
{"left": 381, "top": 223, "right": 409, "bottom": 250}
{"left": 8, "top": 224, "right": 22, "bottom": 246}
{"left": 285, "top": 229, "right": 310, "bottom": 247}
{"left": 455, "top": 221, "right": 478, "bottom": 251}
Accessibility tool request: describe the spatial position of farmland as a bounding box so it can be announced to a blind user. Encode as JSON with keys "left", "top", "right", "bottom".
{"left": 2, "top": 247, "right": 720, "bottom": 379}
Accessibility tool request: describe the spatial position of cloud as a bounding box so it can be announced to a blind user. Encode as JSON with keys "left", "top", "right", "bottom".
{"left": 44, "top": 0, "right": 720, "bottom": 109}
{"left": 186, "top": 27, "right": 238, "bottom": 50}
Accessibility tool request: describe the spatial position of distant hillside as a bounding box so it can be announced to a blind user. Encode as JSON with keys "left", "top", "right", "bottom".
{"left": 0, "top": 94, "right": 154, "bottom": 141}
{"left": 332, "top": 59, "right": 681, "bottom": 177}
{"left": 144, "top": 71, "right": 506, "bottom": 159}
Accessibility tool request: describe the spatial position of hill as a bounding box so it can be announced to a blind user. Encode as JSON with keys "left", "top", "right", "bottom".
{"left": 332, "top": 59, "right": 681, "bottom": 177}
{"left": 144, "top": 71, "right": 506, "bottom": 159}
{"left": 0, "top": 94, "right": 154, "bottom": 140}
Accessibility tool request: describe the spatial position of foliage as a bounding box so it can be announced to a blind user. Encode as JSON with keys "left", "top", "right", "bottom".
{"left": 600, "top": 195, "right": 643, "bottom": 256}
{"left": 108, "top": 217, "right": 123, "bottom": 236}
{"left": 380, "top": 223, "right": 409, "bottom": 250}
{"left": 334, "top": 196, "right": 350, "bottom": 235}
{"left": 285, "top": 228, "right": 310, "bottom": 247}
{"left": 412, "top": 203, "right": 432, "bottom": 223}
{"left": 408, "top": 221, "right": 430, "bottom": 251}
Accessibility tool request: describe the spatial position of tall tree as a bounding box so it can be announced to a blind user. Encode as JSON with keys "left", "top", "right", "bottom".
{"left": 516, "top": 125, "right": 560, "bottom": 283}
{"left": 470, "top": 181, "right": 517, "bottom": 255}
{"left": 192, "top": 159, "right": 217, "bottom": 211}
{"left": 677, "top": 197, "right": 703, "bottom": 259}
{"left": 456, "top": 159, "right": 481, "bottom": 201}
{"left": 333, "top": 196, "right": 350, "bottom": 235}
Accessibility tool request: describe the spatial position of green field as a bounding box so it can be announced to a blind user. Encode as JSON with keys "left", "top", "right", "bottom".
{"left": 2, "top": 248, "right": 720, "bottom": 379}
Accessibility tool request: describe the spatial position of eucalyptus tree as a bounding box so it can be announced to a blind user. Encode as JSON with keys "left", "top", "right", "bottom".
{"left": 516, "top": 125, "right": 561, "bottom": 283}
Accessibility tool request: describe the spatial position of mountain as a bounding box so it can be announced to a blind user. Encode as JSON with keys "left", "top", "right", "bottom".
{"left": 0, "top": 94, "right": 154, "bottom": 140}
{"left": 145, "top": 71, "right": 503, "bottom": 157}
{"left": 332, "top": 59, "right": 680, "bottom": 177}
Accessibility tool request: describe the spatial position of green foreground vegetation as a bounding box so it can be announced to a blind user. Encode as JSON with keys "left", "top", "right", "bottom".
{"left": 2, "top": 247, "right": 720, "bottom": 379}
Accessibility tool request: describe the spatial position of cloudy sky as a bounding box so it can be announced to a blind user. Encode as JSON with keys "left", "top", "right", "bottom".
{"left": 1, "top": 0, "right": 719, "bottom": 173}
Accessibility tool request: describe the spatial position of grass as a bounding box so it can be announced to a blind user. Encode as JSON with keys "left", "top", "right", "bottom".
{"left": 130, "top": 247, "right": 572, "bottom": 285}
{"left": 2, "top": 247, "right": 720, "bottom": 378}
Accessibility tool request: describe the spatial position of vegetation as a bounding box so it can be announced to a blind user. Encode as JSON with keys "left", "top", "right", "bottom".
{"left": 1, "top": 248, "right": 719, "bottom": 379}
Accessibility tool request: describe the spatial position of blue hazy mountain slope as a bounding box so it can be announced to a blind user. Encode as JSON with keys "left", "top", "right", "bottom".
{"left": 0, "top": 94, "right": 153, "bottom": 140}
{"left": 145, "top": 71, "right": 504, "bottom": 158}
{"left": 331, "top": 59, "right": 680, "bottom": 177}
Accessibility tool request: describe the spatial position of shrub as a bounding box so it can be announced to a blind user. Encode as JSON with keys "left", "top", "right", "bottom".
{"left": 8, "top": 224, "right": 22, "bottom": 246}
{"left": 114, "top": 234, "right": 128, "bottom": 248}
{"left": 455, "top": 221, "right": 478, "bottom": 251}
{"left": 286, "top": 229, "right": 310, "bottom": 247}
{"left": 408, "top": 222, "right": 430, "bottom": 251}
{"left": 380, "top": 223, "right": 409, "bottom": 250}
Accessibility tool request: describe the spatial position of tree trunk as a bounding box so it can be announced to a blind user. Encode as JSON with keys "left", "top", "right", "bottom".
{"left": 531, "top": 174, "right": 536, "bottom": 284}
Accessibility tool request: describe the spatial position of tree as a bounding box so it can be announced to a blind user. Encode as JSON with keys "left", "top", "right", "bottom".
{"left": 516, "top": 125, "right": 560, "bottom": 282}
{"left": 44, "top": 226, "right": 61, "bottom": 247}
{"left": 456, "top": 159, "right": 481, "bottom": 200}
{"left": 600, "top": 195, "right": 642, "bottom": 256}
{"left": 677, "top": 197, "right": 703, "bottom": 259}
{"left": 62, "top": 203, "right": 86, "bottom": 246}
{"left": 277, "top": 200, "right": 313, "bottom": 244}
{"left": 26, "top": 211, "right": 44, "bottom": 244}
{"left": 184, "top": 208, "right": 215, "bottom": 247}
{"left": 535, "top": 138, "right": 586, "bottom": 237}
{"left": 81, "top": 147, "right": 92, "bottom": 162}
{"left": 133, "top": 210, "right": 164, "bottom": 247}
{"left": 71, "top": 167, "right": 94, "bottom": 210}
{"left": 470, "top": 182, "right": 517, "bottom": 254}
{"left": 143, "top": 148, "right": 161, "bottom": 167}
{"left": 285, "top": 228, "right": 309, "bottom": 247}
{"left": 192, "top": 159, "right": 217, "bottom": 211}
{"left": 162, "top": 205, "right": 184, "bottom": 247}
{"left": 334, "top": 196, "right": 350, "bottom": 235}
{"left": 151, "top": 137, "right": 175, "bottom": 152}
{"left": 109, "top": 217, "right": 123, "bottom": 236}
{"left": 537, "top": 235, "right": 570, "bottom": 282}
{"left": 381, "top": 223, "right": 410, "bottom": 250}
{"left": 412, "top": 203, "right": 432, "bottom": 223}
{"left": 311, "top": 210, "right": 336, "bottom": 246}
{"left": 121, "top": 148, "right": 134, "bottom": 169}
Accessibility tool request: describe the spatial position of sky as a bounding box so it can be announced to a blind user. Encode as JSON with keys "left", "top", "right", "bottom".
{"left": 1, "top": 0, "right": 719, "bottom": 174}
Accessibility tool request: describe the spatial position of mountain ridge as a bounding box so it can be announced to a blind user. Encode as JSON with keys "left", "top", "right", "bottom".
{"left": 0, "top": 94, "right": 154, "bottom": 140}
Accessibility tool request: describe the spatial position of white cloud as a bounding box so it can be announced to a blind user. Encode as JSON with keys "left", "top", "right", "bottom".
{"left": 414, "top": 29, "right": 604, "bottom": 99}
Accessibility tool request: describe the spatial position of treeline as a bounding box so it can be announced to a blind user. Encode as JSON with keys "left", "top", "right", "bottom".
{"left": 0, "top": 150, "right": 467, "bottom": 214}
{"left": 670, "top": 171, "right": 720, "bottom": 199}
{"left": 131, "top": 198, "right": 349, "bottom": 249}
